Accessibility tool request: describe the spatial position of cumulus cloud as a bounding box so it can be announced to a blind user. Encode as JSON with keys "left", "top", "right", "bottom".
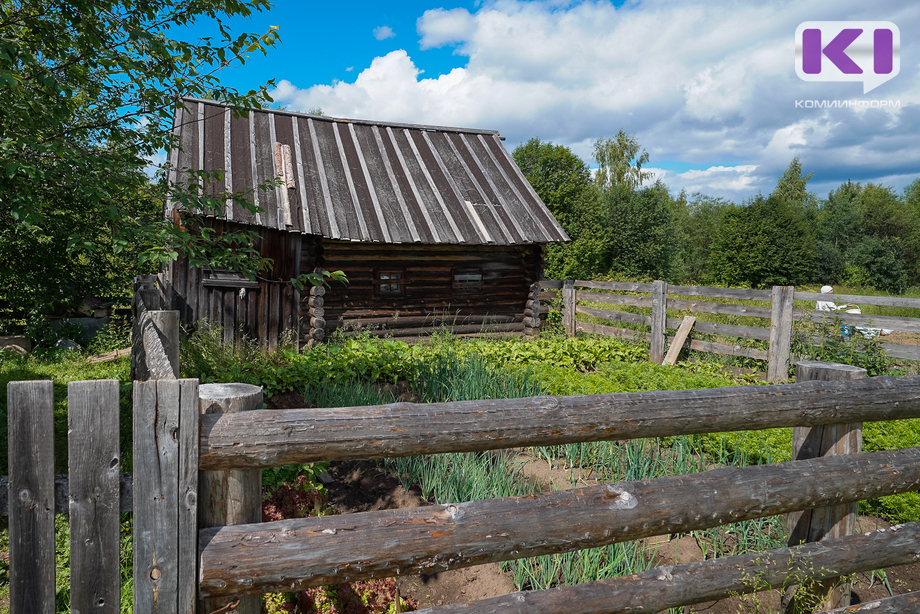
{"left": 373, "top": 25, "right": 395, "bottom": 40}
{"left": 417, "top": 8, "right": 476, "bottom": 50}
{"left": 271, "top": 0, "right": 920, "bottom": 200}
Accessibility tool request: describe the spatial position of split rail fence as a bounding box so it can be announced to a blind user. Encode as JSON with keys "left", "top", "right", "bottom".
{"left": 6, "top": 357, "right": 920, "bottom": 611}
{"left": 541, "top": 279, "right": 920, "bottom": 382}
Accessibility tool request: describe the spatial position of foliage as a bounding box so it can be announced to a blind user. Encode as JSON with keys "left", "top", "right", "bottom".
{"left": 511, "top": 137, "right": 592, "bottom": 230}
{"left": 707, "top": 193, "right": 815, "bottom": 287}
{"left": 592, "top": 129, "right": 652, "bottom": 191}
{"left": 600, "top": 182, "right": 677, "bottom": 280}
{"left": 260, "top": 476, "right": 417, "bottom": 614}
{"left": 0, "top": 0, "right": 283, "bottom": 330}
{"left": 86, "top": 314, "right": 132, "bottom": 354}
{"left": 791, "top": 316, "right": 893, "bottom": 377}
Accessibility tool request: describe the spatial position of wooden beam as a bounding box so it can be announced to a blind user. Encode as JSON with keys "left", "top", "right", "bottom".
{"left": 784, "top": 361, "right": 867, "bottom": 612}
{"left": 133, "top": 379, "right": 199, "bottom": 614}
{"left": 825, "top": 591, "right": 920, "bottom": 613}
{"left": 650, "top": 281, "right": 667, "bottom": 364}
{"left": 768, "top": 286, "right": 795, "bottom": 382}
{"left": 199, "top": 375, "right": 920, "bottom": 470}
{"left": 68, "top": 380, "right": 121, "bottom": 614}
{"left": 198, "top": 447, "right": 920, "bottom": 598}
{"left": 198, "top": 383, "right": 263, "bottom": 614}
{"left": 563, "top": 279, "right": 576, "bottom": 337}
{"left": 7, "top": 381, "right": 56, "bottom": 613}
{"left": 411, "top": 522, "right": 920, "bottom": 614}
{"left": 663, "top": 315, "right": 695, "bottom": 365}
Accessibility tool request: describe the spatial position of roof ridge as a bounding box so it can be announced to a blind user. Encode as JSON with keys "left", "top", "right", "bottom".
{"left": 179, "top": 96, "right": 502, "bottom": 137}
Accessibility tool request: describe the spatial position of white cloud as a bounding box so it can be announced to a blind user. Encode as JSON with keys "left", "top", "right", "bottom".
{"left": 417, "top": 8, "right": 476, "bottom": 50}
{"left": 373, "top": 25, "right": 395, "bottom": 41}
{"left": 272, "top": 0, "right": 920, "bottom": 201}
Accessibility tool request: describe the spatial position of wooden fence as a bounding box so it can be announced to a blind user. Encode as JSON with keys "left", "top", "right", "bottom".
{"left": 7, "top": 363, "right": 920, "bottom": 612}
{"left": 541, "top": 279, "right": 920, "bottom": 382}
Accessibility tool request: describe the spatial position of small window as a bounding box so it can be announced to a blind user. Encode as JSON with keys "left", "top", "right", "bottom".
{"left": 375, "top": 269, "right": 405, "bottom": 294}
{"left": 453, "top": 269, "right": 483, "bottom": 293}
{"left": 202, "top": 270, "right": 259, "bottom": 289}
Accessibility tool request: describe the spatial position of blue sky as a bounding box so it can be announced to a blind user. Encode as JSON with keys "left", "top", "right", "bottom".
{"left": 186, "top": 0, "right": 919, "bottom": 202}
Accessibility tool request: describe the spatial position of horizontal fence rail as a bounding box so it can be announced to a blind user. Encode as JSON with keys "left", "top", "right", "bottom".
{"left": 198, "top": 446, "right": 920, "bottom": 598}
{"left": 544, "top": 280, "right": 920, "bottom": 377}
{"left": 412, "top": 522, "right": 920, "bottom": 614}
{"left": 199, "top": 375, "right": 920, "bottom": 469}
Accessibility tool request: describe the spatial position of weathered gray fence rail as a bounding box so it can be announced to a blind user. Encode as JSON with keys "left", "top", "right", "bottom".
{"left": 542, "top": 280, "right": 920, "bottom": 381}
{"left": 409, "top": 523, "right": 920, "bottom": 614}
{"left": 199, "top": 374, "right": 920, "bottom": 469}
{"left": 7, "top": 366, "right": 920, "bottom": 612}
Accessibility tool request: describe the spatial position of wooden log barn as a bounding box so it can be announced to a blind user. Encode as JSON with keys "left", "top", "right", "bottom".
{"left": 163, "top": 98, "right": 569, "bottom": 348}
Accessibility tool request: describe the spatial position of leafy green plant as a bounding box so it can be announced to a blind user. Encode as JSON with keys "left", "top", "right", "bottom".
{"left": 87, "top": 314, "right": 132, "bottom": 354}
{"left": 791, "top": 316, "right": 894, "bottom": 376}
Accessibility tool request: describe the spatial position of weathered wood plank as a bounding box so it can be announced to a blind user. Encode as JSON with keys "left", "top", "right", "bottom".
{"left": 793, "top": 308, "right": 920, "bottom": 333}
{"left": 199, "top": 447, "right": 920, "bottom": 597}
{"left": 768, "top": 286, "right": 795, "bottom": 383}
{"left": 68, "top": 380, "right": 121, "bottom": 614}
{"left": 134, "top": 379, "right": 199, "bottom": 614}
{"left": 574, "top": 280, "right": 655, "bottom": 292}
{"left": 667, "top": 298, "right": 772, "bottom": 319}
{"left": 794, "top": 291, "right": 920, "bottom": 309}
{"left": 8, "top": 381, "right": 56, "bottom": 613}
{"left": 684, "top": 338, "right": 769, "bottom": 361}
{"left": 663, "top": 316, "right": 695, "bottom": 365}
{"left": 575, "top": 321, "right": 648, "bottom": 341}
{"left": 882, "top": 342, "right": 920, "bottom": 360}
{"left": 198, "top": 383, "right": 262, "bottom": 614}
{"left": 667, "top": 285, "right": 773, "bottom": 301}
{"left": 666, "top": 318, "right": 771, "bottom": 341}
{"left": 537, "top": 280, "right": 564, "bottom": 290}
{"left": 413, "top": 522, "right": 920, "bottom": 614}
{"left": 825, "top": 591, "right": 920, "bottom": 613}
{"left": 339, "top": 322, "right": 526, "bottom": 338}
{"left": 199, "top": 375, "right": 920, "bottom": 469}
{"left": 785, "top": 361, "right": 867, "bottom": 612}
{"left": 650, "top": 281, "right": 667, "bottom": 364}
{"left": 576, "top": 305, "right": 650, "bottom": 326}
{"left": 575, "top": 291, "right": 652, "bottom": 308}
{"left": 562, "top": 279, "right": 575, "bottom": 337}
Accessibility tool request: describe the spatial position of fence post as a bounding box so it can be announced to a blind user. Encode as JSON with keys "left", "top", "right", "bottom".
{"left": 7, "top": 381, "right": 56, "bottom": 614}
{"left": 562, "top": 280, "right": 576, "bottom": 337}
{"left": 784, "top": 361, "right": 866, "bottom": 613}
{"left": 650, "top": 280, "right": 667, "bottom": 364}
{"left": 68, "top": 380, "right": 121, "bottom": 613}
{"left": 133, "top": 378, "right": 199, "bottom": 614}
{"left": 768, "top": 285, "right": 795, "bottom": 382}
{"left": 524, "top": 282, "right": 542, "bottom": 337}
{"left": 198, "top": 383, "right": 264, "bottom": 614}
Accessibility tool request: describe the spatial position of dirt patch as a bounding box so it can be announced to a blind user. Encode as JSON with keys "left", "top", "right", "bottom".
{"left": 324, "top": 460, "right": 516, "bottom": 608}
{"left": 264, "top": 390, "right": 308, "bottom": 409}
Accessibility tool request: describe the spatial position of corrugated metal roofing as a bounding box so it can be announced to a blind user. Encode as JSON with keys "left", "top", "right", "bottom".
{"left": 167, "top": 98, "right": 569, "bottom": 245}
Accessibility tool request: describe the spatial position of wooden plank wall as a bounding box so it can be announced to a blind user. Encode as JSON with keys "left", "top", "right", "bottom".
{"left": 167, "top": 220, "right": 301, "bottom": 350}
{"left": 304, "top": 240, "right": 542, "bottom": 341}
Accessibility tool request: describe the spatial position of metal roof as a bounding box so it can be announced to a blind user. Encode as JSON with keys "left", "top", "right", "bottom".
{"left": 167, "top": 98, "right": 569, "bottom": 245}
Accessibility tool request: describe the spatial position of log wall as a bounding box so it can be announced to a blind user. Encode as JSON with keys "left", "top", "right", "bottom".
{"left": 302, "top": 239, "right": 543, "bottom": 342}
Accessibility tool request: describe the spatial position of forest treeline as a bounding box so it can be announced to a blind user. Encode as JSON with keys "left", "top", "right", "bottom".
{"left": 513, "top": 135, "right": 920, "bottom": 292}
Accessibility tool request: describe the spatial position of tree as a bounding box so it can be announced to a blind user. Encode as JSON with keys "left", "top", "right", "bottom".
{"left": 593, "top": 129, "right": 652, "bottom": 191}
{"left": 512, "top": 138, "right": 592, "bottom": 230}
{"left": 601, "top": 181, "right": 676, "bottom": 280}
{"left": 707, "top": 195, "right": 814, "bottom": 288}
{"left": 0, "top": 0, "right": 282, "bottom": 329}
